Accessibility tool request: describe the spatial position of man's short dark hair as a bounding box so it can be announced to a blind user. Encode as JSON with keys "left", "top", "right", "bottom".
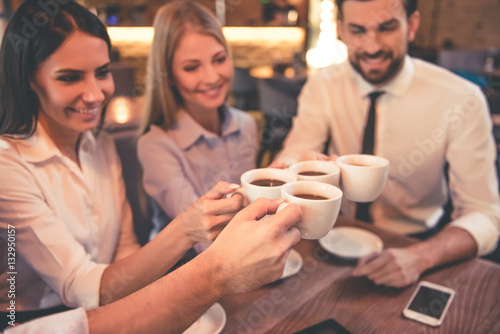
{"left": 335, "top": 0, "right": 418, "bottom": 20}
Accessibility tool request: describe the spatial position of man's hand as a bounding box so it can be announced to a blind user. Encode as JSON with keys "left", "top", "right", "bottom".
{"left": 352, "top": 227, "right": 479, "bottom": 288}
{"left": 206, "top": 198, "right": 302, "bottom": 295}
{"left": 269, "top": 150, "right": 337, "bottom": 168}
{"left": 352, "top": 248, "right": 424, "bottom": 288}
{"left": 268, "top": 160, "right": 287, "bottom": 169}
{"left": 299, "top": 150, "right": 333, "bottom": 162}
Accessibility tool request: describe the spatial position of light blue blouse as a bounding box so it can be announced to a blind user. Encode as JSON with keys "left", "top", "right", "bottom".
{"left": 138, "top": 106, "right": 257, "bottom": 239}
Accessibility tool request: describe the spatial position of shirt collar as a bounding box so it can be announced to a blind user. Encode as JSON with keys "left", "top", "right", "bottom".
{"left": 349, "top": 55, "right": 415, "bottom": 98}
{"left": 171, "top": 105, "right": 240, "bottom": 150}
{"left": 16, "top": 123, "right": 98, "bottom": 163}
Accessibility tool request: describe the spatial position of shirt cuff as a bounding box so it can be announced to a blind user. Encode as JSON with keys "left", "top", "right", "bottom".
{"left": 4, "top": 307, "right": 89, "bottom": 334}
{"left": 450, "top": 211, "right": 500, "bottom": 256}
{"left": 68, "top": 263, "right": 107, "bottom": 309}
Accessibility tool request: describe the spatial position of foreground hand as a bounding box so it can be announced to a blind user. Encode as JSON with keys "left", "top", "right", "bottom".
{"left": 207, "top": 198, "right": 302, "bottom": 295}
{"left": 177, "top": 182, "right": 244, "bottom": 245}
{"left": 352, "top": 248, "right": 423, "bottom": 288}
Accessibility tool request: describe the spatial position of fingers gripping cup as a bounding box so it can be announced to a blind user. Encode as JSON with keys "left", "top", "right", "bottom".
{"left": 288, "top": 160, "right": 340, "bottom": 187}
{"left": 280, "top": 181, "right": 343, "bottom": 240}
{"left": 240, "top": 168, "right": 297, "bottom": 203}
{"left": 336, "top": 154, "right": 389, "bottom": 203}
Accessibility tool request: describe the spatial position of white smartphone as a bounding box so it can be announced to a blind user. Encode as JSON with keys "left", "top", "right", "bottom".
{"left": 402, "top": 281, "right": 455, "bottom": 327}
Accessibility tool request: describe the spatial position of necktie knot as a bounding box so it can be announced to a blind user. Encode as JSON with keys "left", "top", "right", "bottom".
{"left": 368, "top": 91, "right": 384, "bottom": 104}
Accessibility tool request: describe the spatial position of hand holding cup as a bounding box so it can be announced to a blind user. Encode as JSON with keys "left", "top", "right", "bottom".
{"left": 279, "top": 181, "right": 342, "bottom": 239}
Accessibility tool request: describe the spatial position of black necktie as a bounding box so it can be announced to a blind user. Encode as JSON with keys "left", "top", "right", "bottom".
{"left": 355, "top": 91, "right": 384, "bottom": 222}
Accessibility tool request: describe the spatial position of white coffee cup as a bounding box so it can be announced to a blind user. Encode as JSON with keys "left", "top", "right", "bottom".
{"left": 336, "top": 154, "right": 389, "bottom": 203}
{"left": 289, "top": 160, "right": 340, "bottom": 187}
{"left": 280, "top": 181, "right": 342, "bottom": 240}
{"left": 240, "top": 168, "right": 297, "bottom": 203}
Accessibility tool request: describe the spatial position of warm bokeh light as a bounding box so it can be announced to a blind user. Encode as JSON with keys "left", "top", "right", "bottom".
{"left": 108, "top": 26, "right": 305, "bottom": 46}
{"left": 321, "top": 0, "right": 334, "bottom": 11}
{"left": 288, "top": 10, "right": 299, "bottom": 25}
{"left": 107, "top": 27, "right": 154, "bottom": 44}
{"left": 306, "top": 0, "right": 347, "bottom": 69}
{"left": 107, "top": 97, "right": 133, "bottom": 124}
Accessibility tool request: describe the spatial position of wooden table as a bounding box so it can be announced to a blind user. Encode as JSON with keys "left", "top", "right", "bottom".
{"left": 220, "top": 217, "right": 500, "bottom": 333}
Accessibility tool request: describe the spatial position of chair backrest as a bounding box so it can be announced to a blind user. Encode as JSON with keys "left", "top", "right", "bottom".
{"left": 487, "top": 90, "right": 500, "bottom": 114}
{"left": 232, "top": 67, "right": 258, "bottom": 93}
{"left": 231, "top": 67, "right": 259, "bottom": 110}
{"left": 110, "top": 62, "right": 136, "bottom": 97}
{"left": 437, "top": 49, "right": 487, "bottom": 72}
{"left": 437, "top": 49, "right": 494, "bottom": 88}
{"left": 255, "top": 76, "right": 306, "bottom": 166}
{"left": 109, "top": 129, "right": 152, "bottom": 246}
{"left": 257, "top": 77, "right": 305, "bottom": 126}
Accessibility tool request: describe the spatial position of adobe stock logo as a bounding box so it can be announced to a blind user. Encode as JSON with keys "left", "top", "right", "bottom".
{"left": 7, "top": 0, "right": 72, "bottom": 52}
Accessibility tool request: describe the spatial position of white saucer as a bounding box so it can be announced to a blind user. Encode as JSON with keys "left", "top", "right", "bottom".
{"left": 280, "top": 248, "right": 303, "bottom": 279}
{"left": 318, "top": 227, "right": 383, "bottom": 260}
{"left": 183, "top": 302, "right": 226, "bottom": 334}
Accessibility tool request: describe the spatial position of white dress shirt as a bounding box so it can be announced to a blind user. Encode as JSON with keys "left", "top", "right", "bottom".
{"left": 279, "top": 56, "right": 500, "bottom": 255}
{"left": 138, "top": 106, "right": 257, "bottom": 240}
{"left": 3, "top": 308, "right": 88, "bottom": 334}
{"left": 0, "top": 124, "right": 139, "bottom": 311}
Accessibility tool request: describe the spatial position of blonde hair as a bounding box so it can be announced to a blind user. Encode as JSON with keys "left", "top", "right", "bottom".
{"left": 141, "top": 1, "right": 229, "bottom": 133}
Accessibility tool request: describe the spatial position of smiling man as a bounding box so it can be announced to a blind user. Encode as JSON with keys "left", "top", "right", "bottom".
{"left": 276, "top": 0, "right": 500, "bottom": 287}
{"left": 339, "top": 0, "right": 418, "bottom": 85}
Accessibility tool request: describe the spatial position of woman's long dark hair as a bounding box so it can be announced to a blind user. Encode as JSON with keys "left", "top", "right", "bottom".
{"left": 0, "top": 0, "right": 111, "bottom": 137}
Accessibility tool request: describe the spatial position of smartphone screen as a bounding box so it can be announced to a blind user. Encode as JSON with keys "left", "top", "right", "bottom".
{"left": 407, "top": 285, "right": 452, "bottom": 319}
{"left": 403, "top": 281, "right": 455, "bottom": 327}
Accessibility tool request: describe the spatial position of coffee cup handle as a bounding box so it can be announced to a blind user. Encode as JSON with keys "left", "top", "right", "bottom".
{"left": 225, "top": 187, "right": 249, "bottom": 207}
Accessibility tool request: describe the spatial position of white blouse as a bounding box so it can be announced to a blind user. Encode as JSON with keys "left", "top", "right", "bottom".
{"left": 0, "top": 124, "right": 139, "bottom": 311}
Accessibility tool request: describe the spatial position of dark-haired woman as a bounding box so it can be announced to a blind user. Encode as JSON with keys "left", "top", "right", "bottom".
{"left": 0, "top": 0, "right": 242, "bottom": 328}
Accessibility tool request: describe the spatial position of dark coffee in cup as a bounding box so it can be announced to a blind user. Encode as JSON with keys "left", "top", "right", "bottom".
{"left": 298, "top": 171, "right": 328, "bottom": 176}
{"left": 293, "top": 193, "right": 329, "bottom": 200}
{"left": 251, "top": 178, "right": 286, "bottom": 187}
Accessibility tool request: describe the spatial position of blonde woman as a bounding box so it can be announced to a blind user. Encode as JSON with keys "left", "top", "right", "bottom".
{"left": 138, "top": 1, "right": 257, "bottom": 242}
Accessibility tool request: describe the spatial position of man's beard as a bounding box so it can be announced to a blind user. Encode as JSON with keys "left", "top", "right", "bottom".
{"left": 350, "top": 50, "right": 404, "bottom": 85}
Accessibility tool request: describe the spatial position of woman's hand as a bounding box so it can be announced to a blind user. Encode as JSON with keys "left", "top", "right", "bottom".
{"left": 175, "top": 182, "right": 244, "bottom": 245}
